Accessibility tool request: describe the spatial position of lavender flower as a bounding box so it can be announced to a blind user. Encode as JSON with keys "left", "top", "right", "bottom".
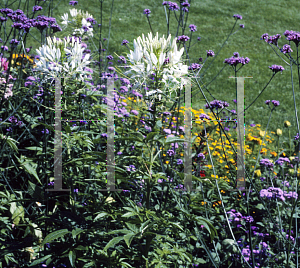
{"left": 281, "top": 44, "right": 293, "bottom": 54}
{"left": 272, "top": 100, "right": 280, "bottom": 107}
{"left": 239, "top": 24, "right": 244, "bottom": 28}
{"left": 275, "top": 157, "right": 290, "bottom": 166}
{"left": 260, "top": 158, "right": 274, "bottom": 168}
{"left": 268, "top": 64, "right": 284, "bottom": 73}
{"left": 188, "top": 63, "right": 202, "bottom": 70}
{"left": 143, "top": 9, "right": 151, "bottom": 16}
{"left": 168, "top": 2, "right": 179, "bottom": 11}
{"left": 33, "top": 6, "right": 43, "bottom": 12}
{"left": 233, "top": 14, "right": 242, "bottom": 20}
{"left": 199, "top": 113, "right": 210, "bottom": 120}
{"left": 189, "top": 24, "right": 197, "bottom": 32}
{"left": 177, "top": 35, "right": 190, "bottom": 42}
{"left": 69, "top": 1, "right": 78, "bottom": 6}
{"left": 206, "top": 50, "right": 215, "bottom": 57}
{"left": 121, "top": 39, "right": 129, "bottom": 45}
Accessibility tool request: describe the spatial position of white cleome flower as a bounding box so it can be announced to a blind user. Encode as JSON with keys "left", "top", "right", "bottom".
{"left": 125, "top": 32, "right": 188, "bottom": 98}
{"left": 61, "top": 13, "right": 69, "bottom": 25}
{"left": 34, "top": 36, "right": 91, "bottom": 81}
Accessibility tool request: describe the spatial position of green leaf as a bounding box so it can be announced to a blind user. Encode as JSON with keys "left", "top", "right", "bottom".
{"left": 93, "top": 212, "right": 108, "bottom": 221}
{"left": 123, "top": 232, "right": 135, "bottom": 248}
{"left": 69, "top": 250, "right": 76, "bottom": 267}
{"left": 125, "top": 222, "right": 139, "bottom": 233}
{"left": 28, "top": 255, "right": 52, "bottom": 266}
{"left": 222, "top": 239, "right": 238, "bottom": 253}
{"left": 145, "top": 131, "right": 158, "bottom": 142}
{"left": 104, "top": 236, "right": 124, "bottom": 251}
{"left": 165, "top": 136, "right": 185, "bottom": 144}
{"left": 42, "top": 229, "right": 70, "bottom": 246}
{"left": 122, "top": 212, "right": 138, "bottom": 218}
{"left": 15, "top": 155, "right": 41, "bottom": 185}
{"left": 24, "top": 146, "right": 42, "bottom": 151}
{"left": 72, "top": 228, "right": 84, "bottom": 239}
{"left": 28, "top": 181, "right": 43, "bottom": 200}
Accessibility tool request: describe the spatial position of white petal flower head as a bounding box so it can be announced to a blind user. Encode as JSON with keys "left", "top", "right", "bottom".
{"left": 34, "top": 36, "right": 91, "bottom": 82}
{"left": 61, "top": 13, "right": 69, "bottom": 25}
{"left": 70, "top": 8, "right": 79, "bottom": 17}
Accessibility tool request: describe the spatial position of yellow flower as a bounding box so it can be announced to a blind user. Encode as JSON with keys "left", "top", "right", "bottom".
{"left": 166, "top": 161, "right": 169, "bottom": 164}
{"left": 271, "top": 151, "right": 277, "bottom": 157}
{"left": 276, "top": 129, "right": 282, "bottom": 136}
{"left": 284, "top": 121, "right": 291, "bottom": 128}
{"left": 211, "top": 174, "right": 218, "bottom": 178}
{"left": 259, "top": 130, "right": 266, "bottom": 137}
{"left": 254, "top": 170, "right": 261, "bottom": 177}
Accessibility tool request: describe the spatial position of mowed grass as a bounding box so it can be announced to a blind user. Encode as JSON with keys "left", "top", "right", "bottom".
{"left": 6, "top": 0, "right": 300, "bottom": 138}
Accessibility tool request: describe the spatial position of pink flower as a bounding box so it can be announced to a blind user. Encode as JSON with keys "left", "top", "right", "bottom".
{"left": 0, "top": 57, "right": 8, "bottom": 71}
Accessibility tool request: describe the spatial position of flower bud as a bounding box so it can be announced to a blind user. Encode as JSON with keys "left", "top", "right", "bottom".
{"left": 284, "top": 121, "right": 291, "bottom": 128}
{"left": 276, "top": 129, "right": 282, "bottom": 136}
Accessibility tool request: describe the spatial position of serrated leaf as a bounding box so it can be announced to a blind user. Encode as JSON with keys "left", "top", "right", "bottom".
{"left": 42, "top": 229, "right": 70, "bottom": 246}
{"left": 104, "top": 236, "right": 124, "bottom": 251}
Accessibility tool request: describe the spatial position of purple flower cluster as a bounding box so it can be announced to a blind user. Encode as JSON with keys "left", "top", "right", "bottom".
{"left": 284, "top": 191, "right": 298, "bottom": 199}
{"left": 199, "top": 113, "right": 210, "bottom": 120}
{"left": 33, "top": 6, "right": 43, "bottom": 12}
{"left": 233, "top": 14, "right": 242, "bottom": 20}
{"left": 69, "top": 1, "right": 78, "bottom": 6}
{"left": 163, "top": 1, "right": 180, "bottom": 11}
{"left": 260, "top": 187, "right": 285, "bottom": 201}
{"left": 0, "top": 8, "right": 61, "bottom": 34}
{"left": 189, "top": 24, "right": 197, "bottom": 32}
{"left": 275, "top": 157, "right": 290, "bottom": 166}
{"left": 121, "top": 39, "right": 129, "bottom": 46}
{"left": 224, "top": 52, "right": 250, "bottom": 66}
{"left": 284, "top": 30, "right": 300, "bottom": 47}
{"left": 127, "top": 165, "right": 136, "bottom": 172}
{"left": 268, "top": 64, "right": 284, "bottom": 73}
{"left": 205, "top": 100, "right": 229, "bottom": 111}
{"left": 281, "top": 44, "right": 293, "bottom": 54}
{"left": 263, "top": 34, "right": 281, "bottom": 46}
{"left": 188, "top": 63, "right": 202, "bottom": 70}
{"left": 206, "top": 50, "right": 215, "bottom": 57}
{"left": 177, "top": 35, "right": 189, "bottom": 42}
{"left": 227, "top": 209, "right": 254, "bottom": 223}
{"left": 259, "top": 158, "right": 274, "bottom": 169}
{"left": 143, "top": 9, "right": 151, "bottom": 16}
